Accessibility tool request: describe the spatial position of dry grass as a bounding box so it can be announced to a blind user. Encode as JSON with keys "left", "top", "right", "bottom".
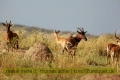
{"left": 0, "top": 25, "right": 120, "bottom": 80}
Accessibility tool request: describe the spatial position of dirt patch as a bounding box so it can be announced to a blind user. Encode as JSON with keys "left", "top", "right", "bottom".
{"left": 24, "top": 42, "right": 53, "bottom": 62}
{"left": 81, "top": 74, "right": 120, "bottom": 80}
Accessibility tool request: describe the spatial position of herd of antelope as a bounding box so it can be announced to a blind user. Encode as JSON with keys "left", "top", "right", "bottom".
{"left": 1, "top": 20, "right": 120, "bottom": 67}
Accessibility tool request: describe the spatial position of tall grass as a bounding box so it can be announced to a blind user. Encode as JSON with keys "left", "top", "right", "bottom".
{"left": 0, "top": 28, "right": 119, "bottom": 80}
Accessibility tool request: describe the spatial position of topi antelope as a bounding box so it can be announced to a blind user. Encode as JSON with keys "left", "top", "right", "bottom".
{"left": 67, "top": 28, "right": 87, "bottom": 56}
{"left": 2, "top": 20, "right": 19, "bottom": 51}
{"left": 107, "top": 30, "right": 120, "bottom": 66}
{"left": 70, "top": 28, "right": 87, "bottom": 46}
{"left": 54, "top": 28, "right": 87, "bottom": 56}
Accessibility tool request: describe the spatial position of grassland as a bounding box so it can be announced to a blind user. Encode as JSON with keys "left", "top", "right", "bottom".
{"left": 0, "top": 23, "right": 120, "bottom": 80}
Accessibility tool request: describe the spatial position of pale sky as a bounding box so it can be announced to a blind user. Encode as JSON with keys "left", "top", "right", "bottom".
{"left": 0, "top": 0, "right": 120, "bottom": 35}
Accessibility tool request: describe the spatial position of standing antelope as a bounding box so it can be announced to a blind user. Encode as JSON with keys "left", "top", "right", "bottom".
{"left": 54, "top": 28, "right": 87, "bottom": 56}
{"left": 2, "top": 20, "right": 19, "bottom": 51}
{"left": 68, "top": 28, "right": 87, "bottom": 56}
{"left": 70, "top": 28, "right": 87, "bottom": 46}
{"left": 107, "top": 30, "right": 120, "bottom": 66}
{"left": 54, "top": 30, "right": 72, "bottom": 55}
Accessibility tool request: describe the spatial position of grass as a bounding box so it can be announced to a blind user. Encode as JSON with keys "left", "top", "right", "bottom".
{"left": 0, "top": 25, "right": 119, "bottom": 80}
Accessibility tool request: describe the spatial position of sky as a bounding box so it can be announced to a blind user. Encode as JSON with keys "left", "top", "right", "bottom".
{"left": 0, "top": 0, "right": 120, "bottom": 35}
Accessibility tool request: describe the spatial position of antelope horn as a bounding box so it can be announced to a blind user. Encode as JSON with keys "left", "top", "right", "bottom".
{"left": 77, "top": 28, "right": 83, "bottom": 32}
{"left": 81, "top": 27, "right": 84, "bottom": 31}
{"left": 115, "top": 30, "right": 120, "bottom": 40}
{"left": 10, "top": 20, "right": 11, "bottom": 23}
{"left": 55, "top": 30, "right": 58, "bottom": 33}
{"left": 6, "top": 20, "right": 7, "bottom": 23}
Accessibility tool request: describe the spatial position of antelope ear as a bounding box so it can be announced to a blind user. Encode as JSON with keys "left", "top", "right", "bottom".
{"left": 10, "top": 23, "right": 14, "bottom": 27}
{"left": 58, "top": 30, "right": 60, "bottom": 33}
{"left": 85, "top": 31, "right": 87, "bottom": 33}
{"left": 2, "top": 23, "right": 6, "bottom": 26}
{"left": 77, "top": 30, "right": 80, "bottom": 33}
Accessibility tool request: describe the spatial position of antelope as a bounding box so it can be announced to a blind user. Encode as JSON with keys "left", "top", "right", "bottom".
{"left": 70, "top": 28, "right": 87, "bottom": 47}
{"left": 54, "top": 30, "right": 71, "bottom": 54}
{"left": 107, "top": 30, "right": 120, "bottom": 66}
{"left": 2, "top": 20, "right": 19, "bottom": 51}
{"left": 68, "top": 28, "right": 87, "bottom": 56}
{"left": 54, "top": 28, "right": 87, "bottom": 56}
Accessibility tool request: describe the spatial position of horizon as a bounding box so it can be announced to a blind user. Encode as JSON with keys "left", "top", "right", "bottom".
{"left": 0, "top": 0, "right": 120, "bottom": 35}
{"left": 1, "top": 22, "right": 119, "bottom": 36}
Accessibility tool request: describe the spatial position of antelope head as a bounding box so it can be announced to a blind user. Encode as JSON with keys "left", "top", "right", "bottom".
{"left": 115, "top": 30, "right": 120, "bottom": 45}
{"left": 76, "top": 28, "right": 87, "bottom": 41}
{"left": 2, "top": 20, "right": 14, "bottom": 33}
{"left": 54, "top": 30, "right": 60, "bottom": 37}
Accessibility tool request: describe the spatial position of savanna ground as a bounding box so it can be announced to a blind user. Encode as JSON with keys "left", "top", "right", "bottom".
{"left": 0, "top": 23, "right": 120, "bottom": 80}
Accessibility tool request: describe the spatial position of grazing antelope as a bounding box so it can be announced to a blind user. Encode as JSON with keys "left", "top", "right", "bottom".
{"left": 54, "top": 28, "right": 87, "bottom": 56}
{"left": 107, "top": 30, "right": 120, "bottom": 66}
{"left": 2, "top": 20, "right": 19, "bottom": 51}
